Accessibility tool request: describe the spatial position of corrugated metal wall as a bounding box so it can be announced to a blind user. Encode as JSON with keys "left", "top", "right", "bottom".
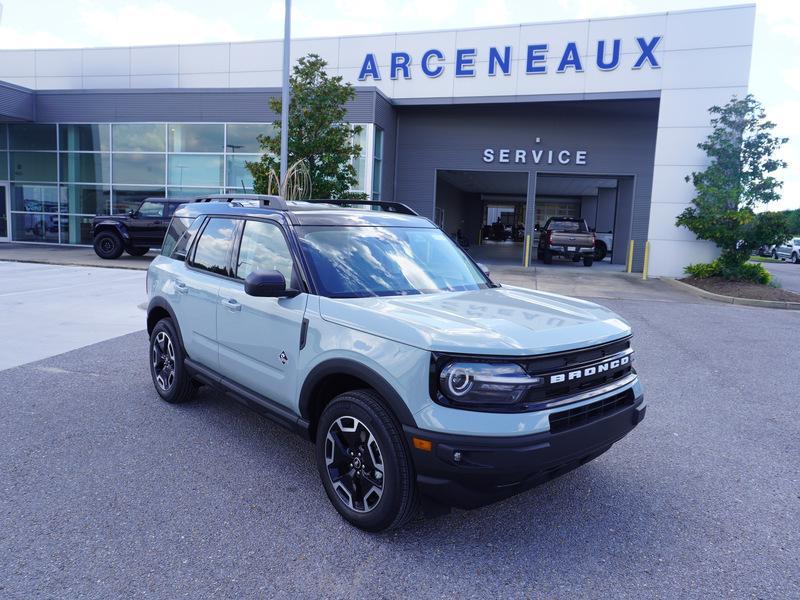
{"left": 0, "top": 83, "right": 35, "bottom": 121}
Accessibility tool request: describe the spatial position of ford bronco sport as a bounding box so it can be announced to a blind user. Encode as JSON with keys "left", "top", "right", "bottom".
{"left": 146, "top": 194, "right": 645, "bottom": 531}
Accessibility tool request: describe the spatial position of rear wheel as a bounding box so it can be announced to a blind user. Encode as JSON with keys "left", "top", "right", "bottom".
{"left": 792, "top": 252, "right": 799, "bottom": 264}
{"left": 149, "top": 318, "right": 197, "bottom": 404}
{"left": 93, "top": 231, "right": 123, "bottom": 259}
{"left": 315, "top": 389, "right": 417, "bottom": 532}
{"left": 583, "top": 256, "right": 594, "bottom": 267}
{"left": 126, "top": 247, "right": 150, "bottom": 256}
{"left": 594, "top": 241, "right": 608, "bottom": 261}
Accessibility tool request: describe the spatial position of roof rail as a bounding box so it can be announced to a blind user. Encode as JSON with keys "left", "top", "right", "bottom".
{"left": 303, "top": 199, "right": 418, "bottom": 216}
{"left": 191, "top": 194, "right": 288, "bottom": 210}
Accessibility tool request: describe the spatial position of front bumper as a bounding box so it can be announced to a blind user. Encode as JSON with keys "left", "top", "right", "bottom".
{"left": 404, "top": 392, "right": 645, "bottom": 509}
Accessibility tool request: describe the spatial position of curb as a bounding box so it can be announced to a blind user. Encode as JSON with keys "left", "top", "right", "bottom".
{"left": 0, "top": 257, "right": 148, "bottom": 272}
{"left": 661, "top": 277, "right": 800, "bottom": 310}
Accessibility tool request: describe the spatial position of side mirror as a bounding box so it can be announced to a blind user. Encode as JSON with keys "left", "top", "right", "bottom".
{"left": 128, "top": 210, "right": 137, "bottom": 217}
{"left": 244, "top": 270, "right": 299, "bottom": 298}
{"left": 477, "top": 262, "right": 490, "bottom": 278}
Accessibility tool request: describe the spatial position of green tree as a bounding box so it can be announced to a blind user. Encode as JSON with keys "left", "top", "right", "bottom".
{"left": 246, "top": 54, "right": 364, "bottom": 199}
{"left": 676, "top": 94, "right": 789, "bottom": 280}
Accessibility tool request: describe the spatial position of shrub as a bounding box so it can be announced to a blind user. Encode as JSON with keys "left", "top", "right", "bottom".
{"left": 684, "top": 259, "right": 771, "bottom": 284}
{"left": 684, "top": 261, "right": 722, "bottom": 279}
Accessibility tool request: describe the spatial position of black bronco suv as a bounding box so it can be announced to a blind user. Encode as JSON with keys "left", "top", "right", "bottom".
{"left": 92, "top": 198, "right": 185, "bottom": 259}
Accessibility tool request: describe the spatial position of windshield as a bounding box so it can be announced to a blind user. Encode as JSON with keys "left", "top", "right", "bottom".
{"left": 547, "top": 220, "right": 587, "bottom": 232}
{"left": 297, "top": 226, "right": 491, "bottom": 298}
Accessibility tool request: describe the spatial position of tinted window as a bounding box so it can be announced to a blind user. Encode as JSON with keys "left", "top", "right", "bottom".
{"left": 164, "top": 202, "right": 181, "bottom": 217}
{"left": 191, "top": 218, "right": 238, "bottom": 275}
{"left": 235, "top": 220, "right": 295, "bottom": 283}
{"left": 297, "top": 226, "right": 489, "bottom": 298}
{"left": 162, "top": 216, "right": 203, "bottom": 260}
{"left": 137, "top": 201, "right": 163, "bottom": 217}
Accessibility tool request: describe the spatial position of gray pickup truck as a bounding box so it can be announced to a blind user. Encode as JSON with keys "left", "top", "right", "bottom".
{"left": 537, "top": 217, "right": 596, "bottom": 266}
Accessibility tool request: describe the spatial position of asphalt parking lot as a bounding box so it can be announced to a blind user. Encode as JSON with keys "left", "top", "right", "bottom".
{"left": 2, "top": 276, "right": 798, "bottom": 598}
{"left": 763, "top": 260, "right": 800, "bottom": 293}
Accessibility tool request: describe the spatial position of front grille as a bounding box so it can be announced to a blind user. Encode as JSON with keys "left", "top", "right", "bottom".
{"left": 548, "top": 390, "right": 634, "bottom": 433}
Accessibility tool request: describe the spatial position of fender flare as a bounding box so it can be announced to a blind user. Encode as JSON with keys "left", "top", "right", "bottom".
{"left": 93, "top": 220, "right": 130, "bottom": 241}
{"left": 299, "top": 358, "right": 416, "bottom": 429}
{"left": 146, "top": 297, "right": 186, "bottom": 352}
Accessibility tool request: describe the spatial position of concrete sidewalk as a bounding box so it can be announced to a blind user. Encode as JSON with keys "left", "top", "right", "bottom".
{"left": 0, "top": 242, "right": 155, "bottom": 270}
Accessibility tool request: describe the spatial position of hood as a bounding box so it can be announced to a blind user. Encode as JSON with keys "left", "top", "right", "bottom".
{"left": 319, "top": 285, "right": 631, "bottom": 355}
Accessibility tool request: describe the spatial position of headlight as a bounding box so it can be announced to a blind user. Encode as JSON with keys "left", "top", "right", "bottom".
{"left": 438, "top": 362, "right": 543, "bottom": 406}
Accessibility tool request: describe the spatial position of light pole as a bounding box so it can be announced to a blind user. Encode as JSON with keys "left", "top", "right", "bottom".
{"left": 279, "top": 0, "right": 291, "bottom": 188}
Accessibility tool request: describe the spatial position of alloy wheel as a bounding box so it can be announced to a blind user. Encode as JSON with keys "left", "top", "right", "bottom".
{"left": 100, "top": 237, "right": 114, "bottom": 253}
{"left": 152, "top": 331, "right": 176, "bottom": 392}
{"left": 324, "top": 416, "right": 385, "bottom": 513}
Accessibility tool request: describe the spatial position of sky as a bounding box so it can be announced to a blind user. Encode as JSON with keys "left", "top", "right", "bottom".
{"left": 0, "top": 0, "right": 797, "bottom": 211}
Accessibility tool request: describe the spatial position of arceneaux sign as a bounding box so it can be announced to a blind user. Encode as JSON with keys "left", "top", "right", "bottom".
{"left": 358, "top": 36, "right": 662, "bottom": 81}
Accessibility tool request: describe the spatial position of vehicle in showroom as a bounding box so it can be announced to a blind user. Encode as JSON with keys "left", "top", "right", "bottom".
{"left": 772, "top": 237, "right": 800, "bottom": 263}
{"left": 537, "top": 217, "right": 596, "bottom": 266}
{"left": 92, "top": 198, "right": 185, "bottom": 259}
{"left": 146, "top": 194, "right": 645, "bottom": 531}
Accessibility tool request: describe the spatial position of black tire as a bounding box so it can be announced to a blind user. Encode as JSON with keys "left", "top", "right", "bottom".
{"left": 772, "top": 250, "right": 778, "bottom": 260}
{"left": 594, "top": 241, "right": 608, "bottom": 261}
{"left": 542, "top": 250, "right": 553, "bottom": 265}
{"left": 583, "top": 256, "right": 594, "bottom": 267}
{"left": 793, "top": 252, "right": 799, "bottom": 265}
{"left": 315, "top": 389, "right": 418, "bottom": 532}
{"left": 126, "top": 247, "right": 150, "bottom": 256}
{"left": 149, "top": 318, "right": 197, "bottom": 404}
{"left": 93, "top": 231, "right": 124, "bottom": 259}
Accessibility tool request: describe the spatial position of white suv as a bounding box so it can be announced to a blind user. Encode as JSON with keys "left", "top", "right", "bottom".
{"left": 773, "top": 238, "right": 800, "bottom": 264}
{"left": 146, "top": 195, "right": 646, "bottom": 531}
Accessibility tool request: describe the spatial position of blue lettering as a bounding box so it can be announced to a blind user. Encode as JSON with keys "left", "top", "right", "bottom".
{"left": 390, "top": 52, "right": 411, "bottom": 79}
{"left": 455, "top": 48, "right": 476, "bottom": 77}
{"left": 596, "top": 39, "right": 620, "bottom": 71}
{"left": 421, "top": 49, "right": 444, "bottom": 77}
{"left": 358, "top": 53, "right": 381, "bottom": 81}
{"left": 633, "top": 36, "right": 661, "bottom": 69}
{"left": 488, "top": 46, "right": 511, "bottom": 76}
{"left": 526, "top": 44, "right": 548, "bottom": 74}
{"left": 557, "top": 42, "right": 583, "bottom": 73}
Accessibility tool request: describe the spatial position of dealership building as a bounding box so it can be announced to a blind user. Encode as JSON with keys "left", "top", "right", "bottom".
{"left": 0, "top": 4, "right": 755, "bottom": 276}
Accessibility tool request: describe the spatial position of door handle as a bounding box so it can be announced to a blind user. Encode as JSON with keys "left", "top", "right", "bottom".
{"left": 221, "top": 298, "right": 242, "bottom": 312}
{"left": 175, "top": 281, "right": 188, "bottom": 295}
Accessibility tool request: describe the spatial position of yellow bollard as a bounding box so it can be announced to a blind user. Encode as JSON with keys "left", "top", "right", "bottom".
{"left": 642, "top": 240, "right": 651, "bottom": 280}
{"left": 523, "top": 234, "right": 531, "bottom": 267}
{"left": 626, "top": 240, "right": 634, "bottom": 273}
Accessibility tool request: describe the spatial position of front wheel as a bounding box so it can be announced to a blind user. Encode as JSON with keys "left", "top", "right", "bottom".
{"left": 772, "top": 250, "right": 779, "bottom": 260}
{"left": 149, "top": 318, "right": 197, "bottom": 404}
{"left": 93, "top": 231, "right": 123, "bottom": 259}
{"left": 126, "top": 247, "right": 150, "bottom": 256}
{"left": 792, "top": 252, "right": 799, "bottom": 264}
{"left": 315, "top": 390, "right": 417, "bottom": 532}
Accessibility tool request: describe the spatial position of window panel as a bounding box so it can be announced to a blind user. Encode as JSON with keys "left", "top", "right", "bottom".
{"left": 11, "top": 212, "right": 61, "bottom": 242}
{"left": 168, "top": 154, "right": 223, "bottom": 187}
{"left": 61, "top": 215, "right": 95, "bottom": 244}
{"left": 191, "top": 217, "right": 238, "bottom": 276}
{"left": 235, "top": 219, "right": 295, "bottom": 282}
{"left": 0, "top": 150, "right": 7, "bottom": 180}
{"left": 9, "top": 124, "right": 57, "bottom": 150}
{"left": 112, "top": 123, "right": 165, "bottom": 152}
{"left": 168, "top": 123, "right": 224, "bottom": 153}
{"left": 226, "top": 123, "right": 272, "bottom": 153}
{"left": 113, "top": 153, "right": 166, "bottom": 185}
{"left": 226, "top": 154, "right": 259, "bottom": 189}
{"left": 0, "top": 124, "right": 7, "bottom": 149}
{"left": 59, "top": 124, "right": 110, "bottom": 152}
{"left": 10, "top": 151, "right": 57, "bottom": 182}
{"left": 11, "top": 183, "right": 60, "bottom": 212}
{"left": 167, "top": 187, "right": 222, "bottom": 198}
{"left": 61, "top": 184, "right": 110, "bottom": 215}
{"left": 60, "top": 152, "right": 110, "bottom": 183}
{"left": 112, "top": 186, "right": 165, "bottom": 214}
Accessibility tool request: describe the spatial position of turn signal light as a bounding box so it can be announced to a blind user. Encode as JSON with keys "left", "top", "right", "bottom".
{"left": 412, "top": 437, "right": 433, "bottom": 452}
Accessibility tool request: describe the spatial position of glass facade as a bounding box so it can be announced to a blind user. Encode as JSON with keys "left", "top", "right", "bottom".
{"left": 0, "top": 121, "right": 373, "bottom": 244}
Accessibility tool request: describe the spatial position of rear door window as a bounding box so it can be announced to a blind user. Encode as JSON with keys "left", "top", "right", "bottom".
{"left": 162, "top": 215, "right": 203, "bottom": 260}
{"left": 189, "top": 217, "right": 238, "bottom": 276}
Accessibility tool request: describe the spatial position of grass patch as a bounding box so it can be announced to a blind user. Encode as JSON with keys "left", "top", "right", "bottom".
{"left": 749, "top": 255, "right": 780, "bottom": 263}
